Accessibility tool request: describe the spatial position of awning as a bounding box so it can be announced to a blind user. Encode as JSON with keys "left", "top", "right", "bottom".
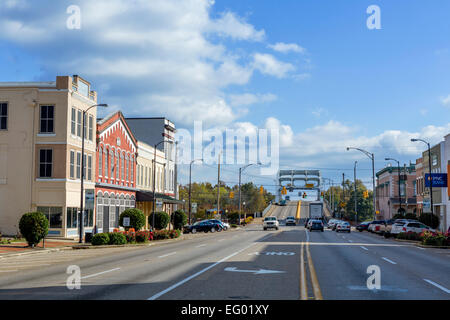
{"left": 136, "top": 190, "right": 184, "bottom": 204}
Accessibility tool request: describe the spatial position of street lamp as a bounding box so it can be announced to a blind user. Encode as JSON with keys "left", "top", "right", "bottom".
{"left": 189, "top": 158, "right": 203, "bottom": 224}
{"left": 152, "top": 139, "right": 173, "bottom": 231}
{"left": 411, "top": 138, "right": 433, "bottom": 215}
{"left": 385, "top": 157, "right": 402, "bottom": 215}
{"left": 347, "top": 147, "right": 376, "bottom": 220}
{"left": 238, "top": 162, "right": 261, "bottom": 225}
{"left": 79, "top": 103, "right": 108, "bottom": 243}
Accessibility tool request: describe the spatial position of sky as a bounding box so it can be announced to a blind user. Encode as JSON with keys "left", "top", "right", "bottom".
{"left": 1, "top": 0, "right": 450, "bottom": 197}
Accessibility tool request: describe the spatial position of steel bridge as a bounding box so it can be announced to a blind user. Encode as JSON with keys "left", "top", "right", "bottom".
{"left": 277, "top": 169, "right": 321, "bottom": 201}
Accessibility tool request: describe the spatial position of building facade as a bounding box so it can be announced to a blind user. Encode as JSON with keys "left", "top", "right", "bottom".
{"left": 376, "top": 164, "right": 417, "bottom": 220}
{"left": 415, "top": 157, "right": 424, "bottom": 215}
{"left": 0, "top": 75, "right": 98, "bottom": 238}
{"left": 444, "top": 134, "right": 450, "bottom": 231}
{"left": 95, "top": 112, "right": 137, "bottom": 233}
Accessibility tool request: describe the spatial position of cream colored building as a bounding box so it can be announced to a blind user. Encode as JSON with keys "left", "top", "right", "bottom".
{"left": 0, "top": 75, "right": 99, "bottom": 238}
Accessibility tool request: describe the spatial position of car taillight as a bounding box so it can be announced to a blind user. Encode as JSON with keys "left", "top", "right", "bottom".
{"left": 402, "top": 227, "right": 406, "bottom": 232}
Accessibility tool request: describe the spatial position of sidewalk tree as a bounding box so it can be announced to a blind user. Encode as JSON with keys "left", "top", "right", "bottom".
{"left": 149, "top": 211, "right": 170, "bottom": 230}
{"left": 172, "top": 210, "right": 187, "bottom": 230}
{"left": 119, "top": 208, "right": 146, "bottom": 231}
{"left": 18, "top": 212, "right": 49, "bottom": 247}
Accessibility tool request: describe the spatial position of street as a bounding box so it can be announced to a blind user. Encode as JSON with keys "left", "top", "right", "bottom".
{"left": 0, "top": 203, "right": 448, "bottom": 300}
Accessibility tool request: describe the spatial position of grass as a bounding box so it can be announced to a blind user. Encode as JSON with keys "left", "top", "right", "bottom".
{"left": 0, "top": 237, "right": 26, "bottom": 244}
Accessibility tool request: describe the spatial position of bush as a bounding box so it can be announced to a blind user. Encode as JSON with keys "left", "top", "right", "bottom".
{"left": 421, "top": 230, "right": 446, "bottom": 246}
{"left": 18, "top": 212, "right": 49, "bottom": 247}
{"left": 397, "top": 232, "right": 422, "bottom": 241}
{"left": 172, "top": 210, "right": 188, "bottom": 230}
{"left": 108, "top": 232, "right": 127, "bottom": 245}
{"left": 136, "top": 230, "right": 153, "bottom": 242}
{"left": 92, "top": 233, "right": 110, "bottom": 246}
{"left": 154, "top": 230, "right": 170, "bottom": 240}
{"left": 404, "top": 213, "right": 417, "bottom": 220}
{"left": 119, "top": 208, "right": 146, "bottom": 231}
{"left": 245, "top": 216, "right": 254, "bottom": 224}
{"left": 418, "top": 213, "right": 440, "bottom": 229}
{"left": 231, "top": 224, "right": 237, "bottom": 228}
{"left": 169, "top": 229, "right": 181, "bottom": 239}
{"left": 149, "top": 211, "right": 170, "bottom": 230}
{"left": 227, "top": 212, "right": 240, "bottom": 224}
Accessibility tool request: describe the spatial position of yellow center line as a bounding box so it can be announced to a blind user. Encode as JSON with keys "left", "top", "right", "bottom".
{"left": 299, "top": 242, "right": 308, "bottom": 300}
{"left": 306, "top": 242, "right": 323, "bottom": 300}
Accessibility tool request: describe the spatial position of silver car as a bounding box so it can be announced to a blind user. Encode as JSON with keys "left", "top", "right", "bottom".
{"left": 336, "top": 221, "right": 351, "bottom": 233}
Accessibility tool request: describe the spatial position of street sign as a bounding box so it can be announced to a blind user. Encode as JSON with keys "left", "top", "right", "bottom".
{"left": 123, "top": 217, "right": 130, "bottom": 227}
{"left": 305, "top": 183, "right": 314, "bottom": 188}
{"left": 191, "top": 202, "right": 197, "bottom": 213}
{"left": 156, "top": 200, "right": 163, "bottom": 209}
{"left": 425, "top": 173, "right": 448, "bottom": 188}
{"left": 423, "top": 199, "right": 431, "bottom": 213}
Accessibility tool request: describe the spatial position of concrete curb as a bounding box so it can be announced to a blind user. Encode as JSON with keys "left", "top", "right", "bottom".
{"left": 393, "top": 238, "right": 449, "bottom": 249}
{"left": 0, "top": 246, "right": 73, "bottom": 259}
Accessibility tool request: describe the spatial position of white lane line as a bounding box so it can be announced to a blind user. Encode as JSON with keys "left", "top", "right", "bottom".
{"left": 158, "top": 252, "right": 177, "bottom": 258}
{"left": 217, "top": 239, "right": 225, "bottom": 242}
{"left": 196, "top": 244, "right": 207, "bottom": 248}
{"left": 0, "top": 269, "right": 18, "bottom": 273}
{"left": 423, "top": 279, "right": 450, "bottom": 294}
{"left": 360, "top": 246, "right": 369, "bottom": 251}
{"left": 416, "top": 247, "right": 426, "bottom": 250}
{"left": 382, "top": 257, "right": 397, "bottom": 265}
{"left": 81, "top": 268, "right": 120, "bottom": 279}
{"left": 342, "top": 236, "right": 346, "bottom": 239}
{"left": 348, "top": 240, "right": 353, "bottom": 243}
{"left": 148, "top": 242, "right": 257, "bottom": 300}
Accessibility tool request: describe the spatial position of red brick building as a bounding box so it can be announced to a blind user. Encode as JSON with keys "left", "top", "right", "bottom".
{"left": 95, "top": 112, "right": 137, "bottom": 233}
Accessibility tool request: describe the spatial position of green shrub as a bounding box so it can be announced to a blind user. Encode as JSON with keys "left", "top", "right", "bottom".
{"left": 419, "top": 213, "right": 440, "bottom": 229}
{"left": 231, "top": 224, "right": 237, "bottom": 228}
{"left": 154, "top": 230, "right": 170, "bottom": 240}
{"left": 169, "top": 229, "right": 181, "bottom": 239}
{"left": 119, "top": 208, "right": 146, "bottom": 231}
{"left": 172, "top": 210, "right": 188, "bottom": 230}
{"left": 136, "top": 231, "right": 153, "bottom": 242}
{"left": 18, "top": 212, "right": 49, "bottom": 247}
{"left": 92, "top": 233, "right": 110, "bottom": 246}
{"left": 108, "top": 232, "right": 127, "bottom": 245}
{"left": 397, "top": 232, "right": 421, "bottom": 241}
{"left": 421, "top": 231, "right": 446, "bottom": 246}
{"left": 149, "top": 211, "right": 170, "bottom": 230}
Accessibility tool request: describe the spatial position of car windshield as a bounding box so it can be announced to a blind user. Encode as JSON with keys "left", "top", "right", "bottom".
{"left": 265, "top": 217, "right": 276, "bottom": 221}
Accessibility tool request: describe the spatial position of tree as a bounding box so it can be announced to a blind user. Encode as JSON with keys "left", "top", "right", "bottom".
{"left": 119, "top": 208, "right": 146, "bottom": 231}
{"left": 172, "top": 210, "right": 188, "bottom": 230}
{"left": 149, "top": 211, "right": 170, "bottom": 230}
{"left": 19, "top": 212, "right": 49, "bottom": 247}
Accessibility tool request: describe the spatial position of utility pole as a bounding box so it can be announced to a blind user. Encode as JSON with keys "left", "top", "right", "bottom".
{"left": 217, "top": 152, "right": 221, "bottom": 219}
{"left": 342, "top": 173, "right": 345, "bottom": 219}
{"left": 354, "top": 161, "right": 357, "bottom": 223}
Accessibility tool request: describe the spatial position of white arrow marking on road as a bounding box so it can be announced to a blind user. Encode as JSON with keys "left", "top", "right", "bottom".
{"left": 224, "top": 267, "right": 286, "bottom": 274}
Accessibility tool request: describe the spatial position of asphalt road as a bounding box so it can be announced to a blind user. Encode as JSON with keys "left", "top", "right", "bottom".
{"left": 0, "top": 202, "right": 448, "bottom": 300}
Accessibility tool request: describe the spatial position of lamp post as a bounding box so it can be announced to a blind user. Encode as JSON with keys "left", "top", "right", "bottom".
{"left": 189, "top": 158, "right": 203, "bottom": 224}
{"left": 347, "top": 147, "right": 376, "bottom": 220}
{"left": 354, "top": 161, "right": 357, "bottom": 223}
{"left": 152, "top": 139, "right": 173, "bottom": 231}
{"left": 238, "top": 162, "right": 261, "bottom": 225}
{"left": 385, "top": 157, "right": 402, "bottom": 215}
{"left": 79, "top": 103, "right": 108, "bottom": 243}
{"left": 411, "top": 138, "right": 433, "bottom": 215}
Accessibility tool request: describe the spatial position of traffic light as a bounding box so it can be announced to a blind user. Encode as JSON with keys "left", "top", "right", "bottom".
{"left": 229, "top": 191, "right": 234, "bottom": 199}
{"left": 282, "top": 187, "right": 287, "bottom": 195}
{"left": 260, "top": 186, "right": 264, "bottom": 194}
{"left": 302, "top": 192, "right": 307, "bottom": 198}
{"left": 321, "top": 191, "right": 324, "bottom": 197}
{"left": 363, "top": 190, "right": 369, "bottom": 199}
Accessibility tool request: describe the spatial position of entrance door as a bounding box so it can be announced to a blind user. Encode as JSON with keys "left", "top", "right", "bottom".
{"left": 103, "top": 206, "right": 110, "bottom": 233}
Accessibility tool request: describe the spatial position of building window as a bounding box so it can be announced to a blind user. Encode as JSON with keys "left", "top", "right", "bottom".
{"left": 66, "top": 207, "right": 78, "bottom": 228}
{"left": 76, "top": 152, "right": 81, "bottom": 179}
{"left": 39, "top": 105, "right": 54, "bottom": 133}
{"left": 70, "top": 150, "right": 75, "bottom": 179}
{"left": 77, "top": 110, "right": 82, "bottom": 137}
{"left": 88, "top": 115, "right": 93, "bottom": 141}
{"left": 98, "top": 147, "right": 103, "bottom": 177}
{"left": 110, "top": 151, "right": 114, "bottom": 179}
{"left": 37, "top": 206, "right": 62, "bottom": 229}
{"left": 131, "top": 157, "right": 134, "bottom": 184}
{"left": 116, "top": 151, "right": 119, "bottom": 181}
{"left": 83, "top": 113, "right": 87, "bottom": 139}
{"left": 105, "top": 151, "right": 109, "bottom": 179}
{"left": 71, "top": 108, "right": 76, "bottom": 135}
{"left": 145, "top": 166, "right": 148, "bottom": 187}
{"left": 400, "top": 183, "right": 406, "bottom": 197}
{"left": 88, "top": 154, "right": 92, "bottom": 181}
{"left": 0, "top": 102, "right": 8, "bottom": 130}
{"left": 121, "top": 153, "right": 125, "bottom": 181}
{"left": 39, "top": 149, "right": 52, "bottom": 178}
{"left": 431, "top": 154, "right": 438, "bottom": 166}
{"left": 127, "top": 157, "right": 130, "bottom": 181}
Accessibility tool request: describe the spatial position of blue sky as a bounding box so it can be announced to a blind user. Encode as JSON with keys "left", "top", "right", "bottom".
{"left": 1, "top": 0, "right": 449, "bottom": 195}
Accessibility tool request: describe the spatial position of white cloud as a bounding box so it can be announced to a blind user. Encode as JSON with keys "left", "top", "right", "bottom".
{"left": 264, "top": 117, "right": 294, "bottom": 148}
{"left": 269, "top": 42, "right": 305, "bottom": 54}
{"left": 252, "top": 53, "right": 296, "bottom": 78}
{"left": 208, "top": 11, "right": 265, "bottom": 41}
{"left": 229, "top": 93, "right": 277, "bottom": 106}
{"left": 441, "top": 95, "right": 450, "bottom": 106}
{"left": 311, "top": 107, "right": 328, "bottom": 118}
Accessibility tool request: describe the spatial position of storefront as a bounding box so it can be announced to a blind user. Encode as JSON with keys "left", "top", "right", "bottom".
{"left": 95, "top": 189, "right": 136, "bottom": 233}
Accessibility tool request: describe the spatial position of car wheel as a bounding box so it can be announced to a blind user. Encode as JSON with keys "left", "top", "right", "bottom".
{"left": 263, "top": 227, "right": 267, "bottom": 231}
{"left": 276, "top": 227, "right": 279, "bottom": 230}
{"left": 211, "top": 227, "right": 216, "bottom": 233}
{"left": 359, "top": 230, "right": 363, "bottom": 232}
{"left": 321, "top": 229, "right": 324, "bottom": 232}
{"left": 192, "top": 228, "right": 197, "bottom": 234}
{"left": 348, "top": 230, "right": 351, "bottom": 233}
{"left": 384, "top": 233, "right": 390, "bottom": 238}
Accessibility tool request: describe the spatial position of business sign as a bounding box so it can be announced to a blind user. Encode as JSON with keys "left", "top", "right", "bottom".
{"left": 424, "top": 173, "right": 448, "bottom": 188}
{"left": 85, "top": 189, "right": 95, "bottom": 210}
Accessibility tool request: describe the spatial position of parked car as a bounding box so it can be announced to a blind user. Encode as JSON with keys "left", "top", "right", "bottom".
{"left": 331, "top": 220, "right": 342, "bottom": 231}
{"left": 388, "top": 219, "right": 420, "bottom": 237}
{"left": 263, "top": 216, "right": 279, "bottom": 230}
{"left": 327, "top": 219, "right": 340, "bottom": 229}
{"left": 396, "top": 221, "right": 434, "bottom": 235}
{"left": 368, "top": 220, "right": 385, "bottom": 233}
{"left": 308, "top": 219, "right": 324, "bottom": 232}
{"left": 377, "top": 219, "right": 396, "bottom": 235}
{"left": 356, "top": 221, "right": 371, "bottom": 232}
{"left": 208, "top": 219, "right": 228, "bottom": 231}
{"left": 285, "top": 216, "right": 296, "bottom": 226}
{"left": 336, "top": 221, "right": 351, "bottom": 233}
{"left": 185, "top": 220, "right": 223, "bottom": 234}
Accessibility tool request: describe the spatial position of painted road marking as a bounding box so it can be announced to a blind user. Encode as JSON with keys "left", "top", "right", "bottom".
{"left": 300, "top": 243, "right": 307, "bottom": 300}
{"left": 224, "top": 267, "right": 285, "bottom": 274}
{"left": 148, "top": 242, "right": 257, "bottom": 300}
{"left": 81, "top": 268, "right": 120, "bottom": 279}
{"left": 196, "top": 244, "right": 207, "bottom": 248}
{"left": 423, "top": 279, "right": 450, "bottom": 294}
{"left": 248, "top": 251, "right": 295, "bottom": 256}
{"left": 360, "top": 246, "right": 369, "bottom": 251}
{"left": 348, "top": 240, "right": 353, "bottom": 243}
{"left": 158, "top": 252, "right": 177, "bottom": 258}
{"left": 382, "top": 257, "right": 397, "bottom": 265}
{"left": 217, "top": 239, "right": 225, "bottom": 242}
{"left": 0, "top": 269, "right": 18, "bottom": 273}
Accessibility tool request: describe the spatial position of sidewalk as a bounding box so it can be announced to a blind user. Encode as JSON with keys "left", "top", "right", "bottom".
{"left": 0, "top": 239, "right": 78, "bottom": 257}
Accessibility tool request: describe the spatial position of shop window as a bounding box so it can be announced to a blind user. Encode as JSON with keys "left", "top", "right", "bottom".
{"left": 37, "top": 206, "right": 62, "bottom": 228}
